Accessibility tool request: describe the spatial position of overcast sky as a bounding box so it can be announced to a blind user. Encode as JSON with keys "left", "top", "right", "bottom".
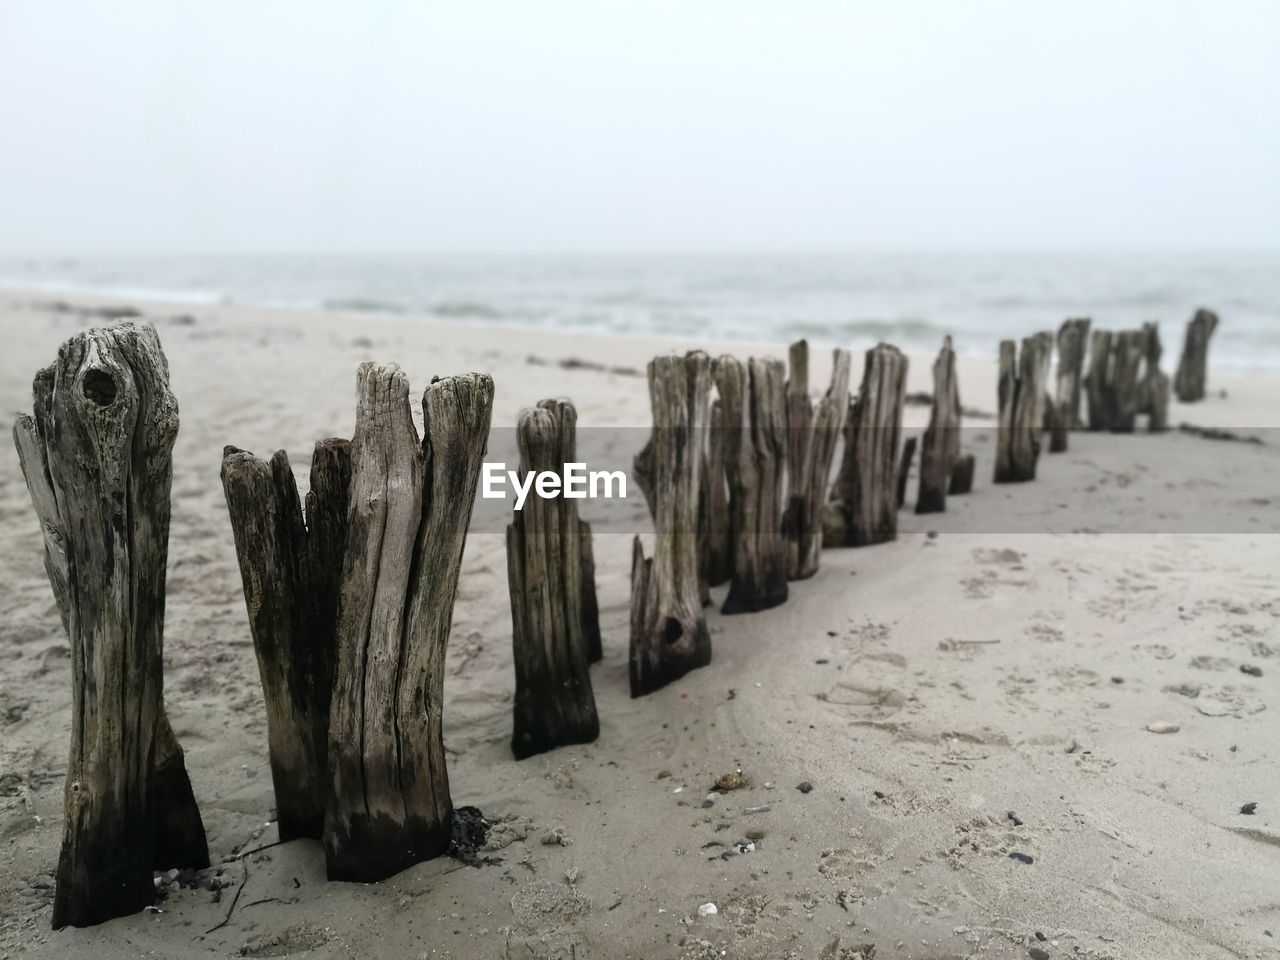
{"left": 0, "top": 1, "right": 1277, "bottom": 254}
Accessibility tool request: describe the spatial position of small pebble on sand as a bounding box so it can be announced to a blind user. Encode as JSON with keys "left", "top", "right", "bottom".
{"left": 1146, "top": 721, "right": 1180, "bottom": 734}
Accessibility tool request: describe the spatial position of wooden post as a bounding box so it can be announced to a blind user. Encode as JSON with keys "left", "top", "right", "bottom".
{"left": 994, "top": 335, "right": 1050, "bottom": 483}
{"left": 1055, "top": 317, "right": 1091, "bottom": 434}
{"left": 642, "top": 401, "right": 723, "bottom": 610}
{"left": 715, "top": 355, "right": 788, "bottom": 613}
{"left": 703, "top": 398, "right": 732, "bottom": 588}
{"left": 1030, "top": 330, "right": 1054, "bottom": 436}
{"left": 782, "top": 342, "right": 851, "bottom": 580}
{"left": 896, "top": 436, "right": 916, "bottom": 508}
{"left": 630, "top": 353, "right": 713, "bottom": 696}
{"left": 1046, "top": 397, "right": 1068, "bottom": 453}
{"left": 1141, "top": 322, "right": 1171, "bottom": 432}
{"left": 948, "top": 453, "right": 976, "bottom": 494}
{"left": 633, "top": 436, "right": 656, "bottom": 518}
{"left": 915, "top": 336, "right": 960, "bottom": 514}
{"left": 11, "top": 323, "right": 208, "bottom": 929}
{"left": 1107, "top": 330, "right": 1145, "bottom": 433}
{"left": 507, "top": 399, "right": 600, "bottom": 760}
{"left": 580, "top": 527, "right": 603, "bottom": 664}
{"left": 1174, "top": 308, "right": 1219, "bottom": 402}
{"left": 324, "top": 363, "right": 494, "bottom": 883}
{"left": 784, "top": 340, "right": 812, "bottom": 507}
{"left": 824, "top": 344, "right": 908, "bottom": 546}
{"left": 220, "top": 439, "right": 350, "bottom": 841}
{"left": 1085, "top": 329, "right": 1113, "bottom": 431}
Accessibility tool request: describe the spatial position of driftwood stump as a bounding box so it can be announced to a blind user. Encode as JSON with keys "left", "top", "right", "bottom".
{"left": 1140, "top": 322, "right": 1171, "bottom": 432}
{"left": 1108, "top": 330, "right": 1145, "bottom": 433}
{"left": 715, "top": 355, "right": 788, "bottom": 613}
{"left": 630, "top": 353, "right": 713, "bottom": 696}
{"left": 220, "top": 439, "right": 351, "bottom": 841}
{"left": 782, "top": 342, "right": 851, "bottom": 580}
{"left": 948, "top": 453, "right": 976, "bottom": 495}
{"left": 1055, "top": 317, "right": 1091, "bottom": 434}
{"left": 896, "top": 435, "right": 916, "bottom": 509}
{"left": 12, "top": 323, "right": 208, "bottom": 929}
{"left": 824, "top": 344, "right": 908, "bottom": 546}
{"left": 507, "top": 399, "right": 600, "bottom": 760}
{"left": 916, "top": 336, "right": 961, "bottom": 514}
{"left": 640, "top": 409, "right": 725, "bottom": 608}
{"left": 1085, "top": 329, "right": 1148, "bottom": 433}
{"left": 994, "top": 336, "right": 1050, "bottom": 483}
{"left": 1030, "top": 330, "right": 1054, "bottom": 436}
{"left": 702, "top": 398, "right": 732, "bottom": 588}
{"left": 1085, "top": 329, "right": 1113, "bottom": 432}
{"left": 581, "top": 530, "right": 603, "bottom": 664}
{"left": 1046, "top": 398, "right": 1067, "bottom": 454}
{"left": 324, "top": 363, "right": 494, "bottom": 883}
{"left": 1174, "top": 308, "right": 1219, "bottom": 403}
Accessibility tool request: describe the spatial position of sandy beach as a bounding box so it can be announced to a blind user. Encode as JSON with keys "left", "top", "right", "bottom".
{"left": 1, "top": 291, "right": 1277, "bottom": 960}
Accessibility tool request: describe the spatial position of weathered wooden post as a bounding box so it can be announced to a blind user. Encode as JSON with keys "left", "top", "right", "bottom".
{"left": 1046, "top": 398, "right": 1068, "bottom": 453}
{"left": 948, "top": 453, "right": 976, "bottom": 494}
{"left": 703, "top": 398, "right": 732, "bottom": 589}
{"left": 1031, "top": 330, "right": 1054, "bottom": 436}
{"left": 12, "top": 323, "right": 208, "bottom": 929}
{"left": 220, "top": 439, "right": 351, "bottom": 841}
{"left": 824, "top": 344, "right": 908, "bottom": 546}
{"left": 784, "top": 340, "right": 812, "bottom": 509}
{"left": 507, "top": 399, "right": 600, "bottom": 760}
{"left": 1174, "top": 308, "right": 1219, "bottom": 402}
{"left": 896, "top": 435, "right": 916, "bottom": 509}
{"left": 1140, "top": 321, "right": 1170, "bottom": 432}
{"left": 915, "top": 336, "right": 961, "bottom": 513}
{"left": 994, "top": 335, "right": 1050, "bottom": 483}
{"left": 1107, "top": 330, "right": 1146, "bottom": 433}
{"left": 630, "top": 353, "right": 713, "bottom": 696}
{"left": 324, "top": 363, "right": 494, "bottom": 883}
{"left": 1085, "top": 329, "right": 1113, "bottom": 431}
{"left": 782, "top": 341, "right": 850, "bottom": 580}
{"left": 1055, "top": 317, "right": 1091, "bottom": 435}
{"left": 715, "top": 355, "right": 788, "bottom": 613}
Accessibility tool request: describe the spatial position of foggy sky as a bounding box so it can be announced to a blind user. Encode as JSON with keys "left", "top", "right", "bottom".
{"left": 0, "top": 1, "right": 1277, "bottom": 254}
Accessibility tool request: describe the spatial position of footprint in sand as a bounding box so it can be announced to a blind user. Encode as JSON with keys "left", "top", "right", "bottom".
{"left": 817, "top": 650, "right": 909, "bottom": 720}
{"left": 1025, "top": 622, "right": 1065, "bottom": 643}
{"left": 817, "top": 681, "right": 905, "bottom": 720}
{"left": 963, "top": 548, "right": 1034, "bottom": 599}
{"left": 1163, "top": 680, "right": 1265, "bottom": 717}
{"left": 1195, "top": 686, "right": 1266, "bottom": 717}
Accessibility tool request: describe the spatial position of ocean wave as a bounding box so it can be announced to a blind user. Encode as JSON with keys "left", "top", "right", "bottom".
{"left": 783, "top": 317, "right": 954, "bottom": 343}
{"left": 322, "top": 297, "right": 405, "bottom": 314}
{"left": 430, "top": 300, "right": 503, "bottom": 320}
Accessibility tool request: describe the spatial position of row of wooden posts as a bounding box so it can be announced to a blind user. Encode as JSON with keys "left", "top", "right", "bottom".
{"left": 11, "top": 310, "right": 1217, "bottom": 928}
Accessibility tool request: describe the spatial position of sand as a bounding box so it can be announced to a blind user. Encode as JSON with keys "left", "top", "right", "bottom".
{"left": 0, "top": 291, "right": 1277, "bottom": 960}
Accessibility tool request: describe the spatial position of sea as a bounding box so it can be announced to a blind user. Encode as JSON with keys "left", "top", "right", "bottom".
{"left": 2, "top": 252, "right": 1277, "bottom": 372}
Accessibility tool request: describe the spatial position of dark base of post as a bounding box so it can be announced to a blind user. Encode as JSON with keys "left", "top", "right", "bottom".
{"left": 949, "top": 454, "right": 975, "bottom": 494}
{"left": 721, "top": 580, "right": 788, "bottom": 615}
{"left": 53, "top": 822, "right": 154, "bottom": 930}
{"left": 324, "top": 813, "right": 449, "bottom": 884}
